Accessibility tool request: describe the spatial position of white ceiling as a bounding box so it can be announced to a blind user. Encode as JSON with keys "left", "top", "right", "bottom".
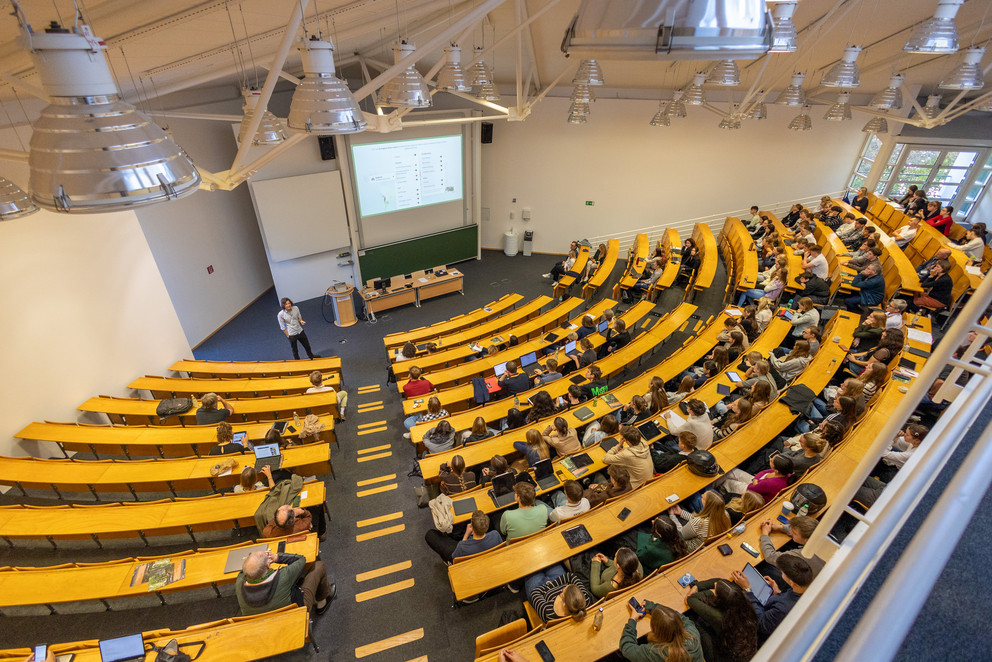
{"left": 0, "top": 0, "right": 989, "bottom": 120}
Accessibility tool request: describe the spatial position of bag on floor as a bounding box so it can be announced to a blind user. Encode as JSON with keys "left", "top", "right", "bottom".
{"left": 150, "top": 639, "right": 205, "bottom": 662}
{"left": 156, "top": 397, "right": 193, "bottom": 420}
{"left": 429, "top": 493, "right": 454, "bottom": 533}
{"left": 414, "top": 484, "right": 430, "bottom": 508}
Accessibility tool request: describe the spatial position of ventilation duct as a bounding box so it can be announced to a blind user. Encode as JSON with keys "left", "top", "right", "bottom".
{"left": 561, "top": 0, "right": 772, "bottom": 61}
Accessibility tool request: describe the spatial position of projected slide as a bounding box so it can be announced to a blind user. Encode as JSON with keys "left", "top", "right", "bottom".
{"left": 352, "top": 135, "right": 463, "bottom": 217}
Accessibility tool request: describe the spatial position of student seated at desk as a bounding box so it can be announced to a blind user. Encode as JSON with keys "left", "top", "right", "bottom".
{"left": 425, "top": 509, "right": 503, "bottom": 566}
{"left": 910, "top": 259, "right": 953, "bottom": 312}
{"left": 618, "top": 395, "right": 652, "bottom": 425}
{"left": 498, "top": 361, "right": 531, "bottom": 398}
{"left": 548, "top": 479, "right": 590, "bottom": 523}
{"left": 234, "top": 465, "right": 274, "bottom": 493}
{"left": 582, "top": 414, "right": 620, "bottom": 447}
{"left": 502, "top": 407, "right": 527, "bottom": 431}
{"left": 589, "top": 547, "right": 643, "bottom": 599}
{"left": 668, "top": 491, "right": 732, "bottom": 552}
{"left": 662, "top": 399, "right": 714, "bottom": 451}
{"left": 954, "top": 225, "right": 987, "bottom": 261}
{"left": 580, "top": 366, "right": 609, "bottom": 399}
{"left": 600, "top": 318, "right": 631, "bottom": 357}
{"left": 397, "top": 342, "right": 417, "bottom": 361}
{"left": 768, "top": 341, "right": 812, "bottom": 386}
{"left": 513, "top": 429, "right": 551, "bottom": 466}
{"left": 584, "top": 465, "right": 631, "bottom": 507}
{"left": 675, "top": 245, "right": 701, "bottom": 286}
{"left": 725, "top": 490, "right": 766, "bottom": 527}
{"left": 718, "top": 454, "right": 794, "bottom": 504}
{"left": 461, "top": 416, "right": 498, "bottom": 444}
{"left": 603, "top": 426, "right": 655, "bottom": 489}
{"left": 526, "top": 391, "right": 558, "bottom": 424}
{"left": 402, "top": 366, "right": 434, "bottom": 398}
{"left": 500, "top": 482, "right": 550, "bottom": 541}
{"left": 307, "top": 370, "right": 347, "bottom": 422}
{"left": 422, "top": 420, "right": 456, "bottom": 456}
{"left": 439, "top": 455, "right": 477, "bottom": 495}
{"left": 403, "top": 396, "right": 448, "bottom": 437}
{"left": 543, "top": 417, "right": 580, "bottom": 456}
{"left": 685, "top": 579, "right": 759, "bottom": 662}
{"left": 526, "top": 567, "right": 594, "bottom": 623}
{"left": 208, "top": 422, "right": 245, "bottom": 456}
{"left": 711, "top": 398, "right": 754, "bottom": 441}
{"left": 557, "top": 384, "right": 588, "bottom": 413}
{"left": 623, "top": 514, "right": 690, "bottom": 573}
{"left": 646, "top": 376, "right": 671, "bottom": 414}
{"left": 893, "top": 216, "right": 921, "bottom": 248}
{"left": 479, "top": 454, "right": 536, "bottom": 488}
{"left": 667, "top": 375, "right": 697, "bottom": 404}
{"left": 196, "top": 392, "right": 234, "bottom": 425}
{"left": 652, "top": 431, "right": 699, "bottom": 474}
{"left": 732, "top": 555, "right": 813, "bottom": 643}
{"left": 532, "top": 358, "right": 563, "bottom": 386}
{"left": 621, "top": 602, "right": 705, "bottom": 662}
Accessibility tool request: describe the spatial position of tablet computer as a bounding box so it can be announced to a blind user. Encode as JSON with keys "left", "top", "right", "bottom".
{"left": 637, "top": 420, "right": 662, "bottom": 440}
{"left": 742, "top": 563, "right": 773, "bottom": 605}
{"left": 561, "top": 524, "right": 593, "bottom": 549}
{"left": 452, "top": 498, "right": 476, "bottom": 517}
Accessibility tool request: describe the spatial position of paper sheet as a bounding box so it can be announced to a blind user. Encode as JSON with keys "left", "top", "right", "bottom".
{"left": 906, "top": 328, "right": 932, "bottom": 344}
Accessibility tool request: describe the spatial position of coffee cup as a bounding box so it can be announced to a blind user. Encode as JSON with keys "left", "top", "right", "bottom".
{"left": 782, "top": 501, "right": 794, "bottom": 516}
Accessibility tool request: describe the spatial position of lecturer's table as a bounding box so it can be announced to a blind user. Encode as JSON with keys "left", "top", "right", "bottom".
{"left": 360, "top": 268, "right": 464, "bottom": 320}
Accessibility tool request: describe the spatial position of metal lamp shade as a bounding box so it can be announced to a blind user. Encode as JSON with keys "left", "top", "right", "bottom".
{"left": 788, "top": 107, "right": 812, "bottom": 131}
{"left": 822, "top": 47, "right": 861, "bottom": 88}
{"left": 469, "top": 47, "right": 493, "bottom": 86}
{"left": 707, "top": 60, "right": 741, "bottom": 86}
{"left": 922, "top": 95, "right": 942, "bottom": 119}
{"left": 380, "top": 43, "right": 432, "bottom": 108}
{"left": 288, "top": 38, "right": 366, "bottom": 134}
{"left": 0, "top": 177, "right": 39, "bottom": 220}
{"left": 777, "top": 73, "right": 807, "bottom": 106}
{"left": 29, "top": 96, "right": 200, "bottom": 213}
{"left": 684, "top": 73, "right": 707, "bottom": 105}
{"left": 573, "top": 59, "right": 604, "bottom": 86}
{"left": 650, "top": 104, "right": 671, "bottom": 126}
{"left": 939, "top": 47, "right": 985, "bottom": 90}
{"left": 824, "top": 92, "right": 852, "bottom": 121}
{"left": 567, "top": 112, "right": 587, "bottom": 124}
{"left": 667, "top": 91, "right": 688, "bottom": 118}
{"left": 240, "top": 89, "right": 285, "bottom": 145}
{"left": 862, "top": 116, "right": 888, "bottom": 133}
{"left": 770, "top": 1, "right": 799, "bottom": 53}
{"left": 476, "top": 81, "right": 502, "bottom": 101}
{"left": 870, "top": 74, "right": 904, "bottom": 110}
{"left": 905, "top": 0, "right": 963, "bottom": 54}
{"left": 436, "top": 45, "right": 471, "bottom": 92}
{"left": 571, "top": 84, "right": 595, "bottom": 103}
{"left": 745, "top": 100, "right": 767, "bottom": 119}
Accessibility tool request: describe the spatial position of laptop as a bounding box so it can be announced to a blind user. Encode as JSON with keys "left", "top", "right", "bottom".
{"left": 98, "top": 634, "right": 146, "bottom": 662}
{"left": 519, "top": 351, "right": 538, "bottom": 368}
{"left": 488, "top": 472, "right": 516, "bottom": 507}
{"left": 573, "top": 405, "right": 595, "bottom": 420}
{"left": 223, "top": 543, "right": 269, "bottom": 574}
{"left": 252, "top": 442, "right": 283, "bottom": 472}
{"left": 637, "top": 420, "right": 662, "bottom": 440}
{"left": 533, "top": 459, "right": 560, "bottom": 491}
{"left": 597, "top": 320, "right": 609, "bottom": 333}
{"left": 742, "top": 563, "right": 773, "bottom": 605}
{"left": 493, "top": 362, "right": 508, "bottom": 377}
{"left": 563, "top": 340, "right": 577, "bottom": 354}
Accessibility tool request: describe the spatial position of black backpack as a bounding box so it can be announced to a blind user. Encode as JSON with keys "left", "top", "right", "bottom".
{"left": 155, "top": 397, "right": 193, "bottom": 420}
{"left": 149, "top": 639, "right": 205, "bottom": 662}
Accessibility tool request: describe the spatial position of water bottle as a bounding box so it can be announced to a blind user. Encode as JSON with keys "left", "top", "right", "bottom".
{"left": 293, "top": 411, "right": 301, "bottom": 428}
{"left": 593, "top": 607, "right": 604, "bottom": 631}
{"left": 513, "top": 395, "right": 520, "bottom": 407}
{"left": 727, "top": 523, "right": 747, "bottom": 538}
{"left": 798, "top": 503, "right": 810, "bottom": 517}
{"left": 786, "top": 298, "right": 793, "bottom": 310}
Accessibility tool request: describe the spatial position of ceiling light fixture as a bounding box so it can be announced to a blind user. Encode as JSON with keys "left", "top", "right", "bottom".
{"left": 905, "top": 0, "right": 963, "bottom": 54}
{"left": 862, "top": 116, "right": 888, "bottom": 134}
{"left": 824, "top": 92, "right": 853, "bottom": 121}
{"left": 769, "top": 1, "right": 799, "bottom": 53}
{"left": 380, "top": 42, "right": 431, "bottom": 108}
{"left": 684, "top": 73, "right": 707, "bottom": 105}
{"left": 869, "top": 73, "right": 905, "bottom": 110}
{"left": 650, "top": 103, "right": 671, "bottom": 126}
{"left": 567, "top": 111, "right": 587, "bottom": 124}
{"left": 572, "top": 59, "right": 604, "bottom": 86}
{"left": 744, "top": 97, "right": 767, "bottom": 119}
{"left": 667, "top": 90, "right": 688, "bottom": 118}
{"left": 975, "top": 97, "right": 992, "bottom": 112}
{"left": 922, "top": 94, "right": 942, "bottom": 119}
{"left": 821, "top": 46, "right": 862, "bottom": 87}
{"left": 0, "top": 176, "right": 39, "bottom": 220}
{"left": 287, "top": 36, "right": 366, "bottom": 134}
{"left": 571, "top": 84, "right": 595, "bottom": 104}
{"left": 777, "top": 73, "right": 807, "bottom": 106}
{"left": 17, "top": 14, "right": 200, "bottom": 213}
{"left": 788, "top": 105, "right": 812, "bottom": 131}
{"left": 239, "top": 88, "right": 286, "bottom": 145}
{"left": 435, "top": 44, "right": 471, "bottom": 92}
{"left": 707, "top": 59, "right": 741, "bottom": 86}
{"left": 476, "top": 81, "right": 501, "bottom": 101}
{"left": 939, "top": 46, "right": 985, "bottom": 90}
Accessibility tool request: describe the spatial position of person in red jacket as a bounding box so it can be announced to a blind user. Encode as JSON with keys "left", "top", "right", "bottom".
{"left": 927, "top": 205, "right": 954, "bottom": 236}
{"left": 402, "top": 366, "right": 434, "bottom": 398}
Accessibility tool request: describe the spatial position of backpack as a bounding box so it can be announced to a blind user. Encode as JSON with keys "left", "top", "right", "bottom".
{"left": 156, "top": 398, "right": 193, "bottom": 420}
{"left": 429, "top": 493, "right": 454, "bottom": 533}
{"left": 149, "top": 639, "right": 205, "bottom": 662}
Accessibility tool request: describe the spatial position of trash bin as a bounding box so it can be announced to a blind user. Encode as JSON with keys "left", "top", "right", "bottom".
{"left": 504, "top": 229, "right": 518, "bottom": 256}
{"left": 522, "top": 230, "right": 534, "bottom": 256}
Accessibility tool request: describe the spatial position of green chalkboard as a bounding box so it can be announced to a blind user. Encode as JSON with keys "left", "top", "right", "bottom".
{"left": 358, "top": 225, "right": 478, "bottom": 282}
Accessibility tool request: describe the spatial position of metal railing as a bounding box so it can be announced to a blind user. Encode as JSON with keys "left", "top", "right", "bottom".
{"left": 755, "top": 271, "right": 992, "bottom": 662}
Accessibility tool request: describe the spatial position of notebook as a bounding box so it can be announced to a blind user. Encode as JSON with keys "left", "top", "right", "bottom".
{"left": 484, "top": 376, "right": 501, "bottom": 393}
{"left": 98, "top": 634, "right": 146, "bottom": 662}
{"left": 452, "top": 498, "right": 476, "bottom": 517}
{"left": 488, "top": 472, "right": 516, "bottom": 507}
{"left": 602, "top": 393, "right": 621, "bottom": 407}
{"left": 569, "top": 374, "right": 586, "bottom": 385}
{"left": 562, "top": 524, "right": 594, "bottom": 549}
{"left": 252, "top": 442, "right": 282, "bottom": 472}
{"left": 533, "top": 459, "right": 561, "bottom": 490}
{"left": 544, "top": 332, "right": 560, "bottom": 343}
{"left": 561, "top": 453, "right": 593, "bottom": 478}
{"left": 223, "top": 543, "right": 269, "bottom": 574}
{"left": 573, "top": 406, "right": 596, "bottom": 421}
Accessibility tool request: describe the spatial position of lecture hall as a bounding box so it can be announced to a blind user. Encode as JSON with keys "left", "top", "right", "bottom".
{"left": 1, "top": 1, "right": 991, "bottom": 661}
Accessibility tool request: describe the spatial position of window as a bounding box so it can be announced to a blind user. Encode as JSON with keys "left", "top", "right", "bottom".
{"left": 848, "top": 135, "right": 883, "bottom": 191}
{"left": 863, "top": 143, "right": 992, "bottom": 222}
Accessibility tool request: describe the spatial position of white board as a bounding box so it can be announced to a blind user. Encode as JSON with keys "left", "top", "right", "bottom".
{"left": 250, "top": 170, "right": 350, "bottom": 262}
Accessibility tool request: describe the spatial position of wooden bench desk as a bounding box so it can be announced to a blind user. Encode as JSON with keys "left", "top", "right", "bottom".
{"left": 79, "top": 391, "right": 339, "bottom": 426}
{"left": 16, "top": 417, "right": 336, "bottom": 459}
{"left": 0, "top": 605, "right": 309, "bottom": 661}
{"left": 129, "top": 373, "right": 341, "bottom": 399}
{"left": 389, "top": 296, "right": 553, "bottom": 372}
{"left": 764, "top": 211, "right": 804, "bottom": 291}
{"left": 612, "top": 234, "right": 649, "bottom": 298}
{"left": 393, "top": 297, "right": 585, "bottom": 386}
{"left": 474, "top": 330, "right": 931, "bottom": 661}
{"left": 443, "top": 318, "right": 791, "bottom": 521}
{"left": 833, "top": 198, "right": 922, "bottom": 298}
{"left": 0, "top": 534, "right": 318, "bottom": 609}
{"left": 554, "top": 246, "right": 590, "bottom": 299}
{"left": 409, "top": 303, "right": 696, "bottom": 443}
{"left": 652, "top": 229, "right": 681, "bottom": 295}
{"left": 583, "top": 239, "right": 619, "bottom": 299}
{"left": 692, "top": 223, "right": 718, "bottom": 291}
{"left": 416, "top": 307, "right": 731, "bottom": 478}
{"left": 812, "top": 223, "right": 849, "bottom": 301}
{"left": 447, "top": 312, "right": 858, "bottom": 601}
{"left": 0, "top": 480, "right": 326, "bottom": 545}
{"left": 170, "top": 357, "right": 340, "bottom": 379}
{"left": 416, "top": 268, "right": 466, "bottom": 303}
{"left": 400, "top": 299, "right": 624, "bottom": 413}
{"left": 721, "top": 216, "right": 758, "bottom": 293}
{"left": 0, "top": 443, "right": 332, "bottom": 498}
{"left": 383, "top": 293, "right": 523, "bottom": 350}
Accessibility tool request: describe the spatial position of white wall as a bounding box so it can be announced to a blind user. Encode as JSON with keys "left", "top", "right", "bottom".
{"left": 480, "top": 96, "right": 869, "bottom": 254}
{"left": 135, "top": 100, "right": 274, "bottom": 347}
{"left": 0, "top": 202, "right": 191, "bottom": 458}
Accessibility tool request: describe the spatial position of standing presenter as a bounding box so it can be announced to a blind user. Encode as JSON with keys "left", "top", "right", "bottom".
{"left": 278, "top": 297, "right": 317, "bottom": 360}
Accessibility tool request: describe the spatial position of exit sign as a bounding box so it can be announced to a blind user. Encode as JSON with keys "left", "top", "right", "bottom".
{"left": 585, "top": 201, "right": 595, "bottom": 206}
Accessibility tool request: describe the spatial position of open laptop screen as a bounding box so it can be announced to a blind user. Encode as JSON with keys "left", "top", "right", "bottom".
{"left": 519, "top": 352, "right": 538, "bottom": 368}
{"left": 253, "top": 443, "right": 280, "bottom": 459}
{"left": 493, "top": 362, "right": 508, "bottom": 377}
{"left": 99, "top": 634, "right": 145, "bottom": 662}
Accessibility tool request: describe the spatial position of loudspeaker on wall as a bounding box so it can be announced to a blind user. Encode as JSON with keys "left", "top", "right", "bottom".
{"left": 318, "top": 135, "right": 337, "bottom": 160}
{"left": 480, "top": 122, "right": 493, "bottom": 144}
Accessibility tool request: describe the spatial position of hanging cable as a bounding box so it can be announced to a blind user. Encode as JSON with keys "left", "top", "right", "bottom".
{"left": 226, "top": 1, "right": 247, "bottom": 89}
{"left": 120, "top": 47, "right": 144, "bottom": 111}
{"left": 0, "top": 96, "right": 27, "bottom": 152}
{"left": 239, "top": 3, "right": 260, "bottom": 89}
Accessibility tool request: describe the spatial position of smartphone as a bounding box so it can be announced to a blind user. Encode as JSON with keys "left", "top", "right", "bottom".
{"left": 617, "top": 507, "right": 631, "bottom": 521}
{"left": 627, "top": 597, "right": 645, "bottom": 614}
{"left": 535, "top": 640, "right": 555, "bottom": 662}
{"left": 286, "top": 425, "right": 297, "bottom": 434}
{"left": 677, "top": 573, "right": 696, "bottom": 587}
{"left": 277, "top": 540, "right": 287, "bottom": 554}
{"left": 777, "top": 514, "right": 790, "bottom": 526}
{"left": 741, "top": 542, "right": 760, "bottom": 557}
{"left": 34, "top": 646, "right": 47, "bottom": 661}
{"left": 718, "top": 544, "right": 733, "bottom": 556}
{"left": 666, "top": 493, "right": 679, "bottom": 504}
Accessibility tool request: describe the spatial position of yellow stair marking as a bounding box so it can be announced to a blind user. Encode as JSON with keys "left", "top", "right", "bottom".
{"left": 356, "top": 451, "right": 391, "bottom": 462}
{"left": 355, "top": 578, "right": 415, "bottom": 603}
{"left": 355, "top": 628, "right": 423, "bottom": 659}
{"left": 357, "top": 426, "right": 388, "bottom": 436}
{"left": 356, "top": 511, "right": 403, "bottom": 528}
{"left": 356, "top": 523, "right": 405, "bottom": 542}
{"left": 357, "top": 420, "right": 387, "bottom": 429}
{"left": 356, "top": 560, "right": 412, "bottom": 583}
{"left": 357, "top": 483, "right": 398, "bottom": 497}
{"left": 357, "top": 443, "right": 390, "bottom": 455}
{"left": 356, "top": 473, "right": 396, "bottom": 486}
{"left": 356, "top": 404, "right": 384, "bottom": 413}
